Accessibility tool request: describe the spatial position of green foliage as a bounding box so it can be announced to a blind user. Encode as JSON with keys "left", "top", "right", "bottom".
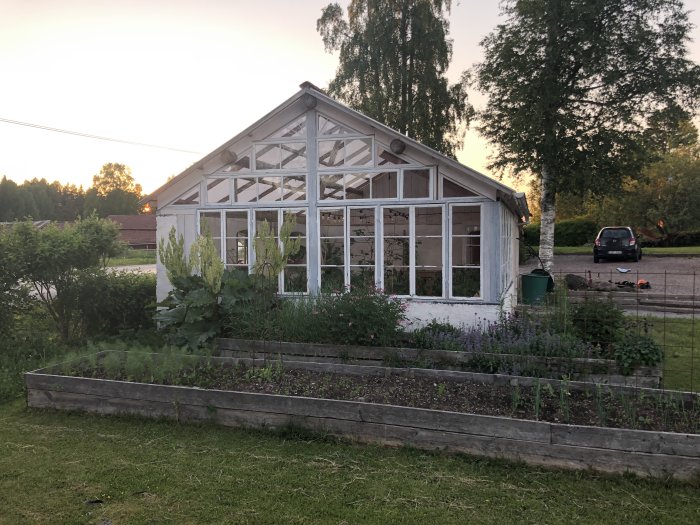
{"left": 224, "top": 286, "right": 407, "bottom": 348}
{"left": 3, "top": 215, "right": 122, "bottom": 342}
{"left": 317, "top": 0, "right": 472, "bottom": 157}
{"left": 159, "top": 227, "right": 192, "bottom": 283}
{"left": 571, "top": 299, "right": 625, "bottom": 350}
{"left": 614, "top": 334, "right": 664, "bottom": 374}
{"left": 523, "top": 218, "right": 599, "bottom": 247}
{"left": 412, "top": 320, "right": 461, "bottom": 350}
{"left": 475, "top": 0, "right": 700, "bottom": 266}
{"left": 74, "top": 270, "right": 156, "bottom": 337}
{"left": 253, "top": 214, "right": 302, "bottom": 282}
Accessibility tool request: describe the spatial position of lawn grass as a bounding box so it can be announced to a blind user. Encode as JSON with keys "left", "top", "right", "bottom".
{"left": 107, "top": 248, "right": 156, "bottom": 267}
{"left": 550, "top": 245, "right": 700, "bottom": 256}
{"left": 1, "top": 400, "right": 698, "bottom": 524}
{"left": 646, "top": 316, "right": 700, "bottom": 392}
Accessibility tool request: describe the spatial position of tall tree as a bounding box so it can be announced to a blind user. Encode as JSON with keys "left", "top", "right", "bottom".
{"left": 317, "top": 0, "right": 472, "bottom": 157}
{"left": 92, "top": 163, "right": 142, "bottom": 197}
{"left": 475, "top": 0, "right": 700, "bottom": 270}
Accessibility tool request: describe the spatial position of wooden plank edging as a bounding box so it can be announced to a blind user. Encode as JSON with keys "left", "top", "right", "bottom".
{"left": 24, "top": 369, "right": 700, "bottom": 479}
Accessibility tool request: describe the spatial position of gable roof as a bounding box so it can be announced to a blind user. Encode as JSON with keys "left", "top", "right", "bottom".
{"left": 142, "top": 82, "right": 529, "bottom": 221}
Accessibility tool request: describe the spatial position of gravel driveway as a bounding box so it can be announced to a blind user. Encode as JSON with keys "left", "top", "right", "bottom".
{"left": 522, "top": 254, "right": 700, "bottom": 297}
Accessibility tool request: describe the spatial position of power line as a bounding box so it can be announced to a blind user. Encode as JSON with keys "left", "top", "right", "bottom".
{"left": 0, "top": 116, "right": 203, "bottom": 154}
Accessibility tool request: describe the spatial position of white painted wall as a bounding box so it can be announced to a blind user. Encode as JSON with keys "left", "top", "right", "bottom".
{"left": 403, "top": 301, "right": 503, "bottom": 331}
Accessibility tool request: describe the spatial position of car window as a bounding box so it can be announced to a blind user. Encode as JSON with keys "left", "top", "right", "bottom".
{"left": 601, "top": 229, "right": 631, "bottom": 239}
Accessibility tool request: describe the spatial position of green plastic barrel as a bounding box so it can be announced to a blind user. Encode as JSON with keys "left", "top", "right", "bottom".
{"left": 521, "top": 273, "right": 550, "bottom": 304}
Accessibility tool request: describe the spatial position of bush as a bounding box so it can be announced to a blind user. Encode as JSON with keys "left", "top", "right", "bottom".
{"left": 613, "top": 334, "right": 664, "bottom": 374}
{"left": 554, "top": 217, "right": 598, "bottom": 246}
{"left": 76, "top": 270, "right": 156, "bottom": 338}
{"left": 521, "top": 218, "right": 599, "bottom": 247}
{"left": 412, "top": 320, "right": 462, "bottom": 350}
{"left": 643, "top": 229, "right": 700, "bottom": 248}
{"left": 571, "top": 299, "right": 625, "bottom": 350}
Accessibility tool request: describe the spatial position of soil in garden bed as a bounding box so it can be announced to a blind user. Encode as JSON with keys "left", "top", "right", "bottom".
{"left": 62, "top": 359, "right": 700, "bottom": 434}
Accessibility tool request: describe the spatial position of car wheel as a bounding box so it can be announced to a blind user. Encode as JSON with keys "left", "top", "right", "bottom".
{"left": 632, "top": 251, "right": 640, "bottom": 262}
{"left": 594, "top": 256, "right": 599, "bottom": 263}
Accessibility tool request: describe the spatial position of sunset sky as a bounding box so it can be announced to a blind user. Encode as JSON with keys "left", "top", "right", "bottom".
{"left": 1, "top": 0, "right": 699, "bottom": 195}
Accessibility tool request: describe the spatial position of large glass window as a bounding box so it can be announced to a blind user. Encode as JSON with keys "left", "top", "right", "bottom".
{"left": 383, "top": 207, "right": 409, "bottom": 295}
{"left": 200, "top": 211, "right": 222, "bottom": 259}
{"left": 451, "top": 205, "right": 480, "bottom": 297}
{"left": 206, "top": 178, "right": 231, "bottom": 204}
{"left": 403, "top": 169, "right": 431, "bottom": 199}
{"left": 319, "top": 138, "right": 373, "bottom": 167}
{"left": 255, "top": 142, "right": 306, "bottom": 170}
{"left": 283, "top": 210, "right": 307, "bottom": 293}
{"left": 349, "top": 208, "right": 376, "bottom": 288}
{"left": 225, "top": 211, "right": 248, "bottom": 271}
{"left": 319, "top": 208, "right": 345, "bottom": 292}
{"left": 233, "top": 175, "right": 306, "bottom": 203}
{"left": 415, "top": 207, "right": 443, "bottom": 296}
{"left": 173, "top": 186, "right": 200, "bottom": 206}
{"left": 319, "top": 171, "right": 397, "bottom": 201}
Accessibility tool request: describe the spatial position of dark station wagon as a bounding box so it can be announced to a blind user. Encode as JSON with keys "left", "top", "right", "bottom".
{"left": 593, "top": 226, "right": 642, "bottom": 263}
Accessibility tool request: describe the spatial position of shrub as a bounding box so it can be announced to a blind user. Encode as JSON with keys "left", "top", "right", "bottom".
{"left": 521, "top": 218, "right": 599, "bottom": 247}
{"left": 571, "top": 299, "right": 625, "bottom": 350}
{"left": 554, "top": 217, "right": 598, "bottom": 246}
{"left": 613, "top": 334, "right": 664, "bottom": 374}
{"left": 320, "top": 286, "right": 406, "bottom": 347}
{"left": 76, "top": 270, "right": 156, "bottom": 337}
{"left": 412, "top": 320, "right": 462, "bottom": 350}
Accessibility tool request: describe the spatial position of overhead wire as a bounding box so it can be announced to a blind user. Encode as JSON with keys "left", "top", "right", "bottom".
{"left": 0, "top": 116, "right": 203, "bottom": 154}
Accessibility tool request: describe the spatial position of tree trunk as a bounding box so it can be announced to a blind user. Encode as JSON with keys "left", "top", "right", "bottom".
{"left": 539, "top": 165, "right": 556, "bottom": 272}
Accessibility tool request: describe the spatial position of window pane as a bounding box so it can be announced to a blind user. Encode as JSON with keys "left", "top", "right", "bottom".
{"left": 350, "top": 237, "right": 375, "bottom": 264}
{"left": 372, "top": 171, "right": 397, "bottom": 199}
{"left": 321, "top": 267, "right": 345, "bottom": 292}
{"left": 206, "top": 178, "right": 230, "bottom": 204}
{"left": 200, "top": 212, "right": 221, "bottom": 257}
{"left": 321, "top": 239, "right": 344, "bottom": 265}
{"left": 234, "top": 178, "right": 257, "bottom": 202}
{"left": 345, "top": 138, "right": 372, "bottom": 166}
{"left": 452, "top": 206, "right": 481, "bottom": 234}
{"left": 453, "top": 268, "right": 480, "bottom": 297}
{"left": 319, "top": 209, "right": 344, "bottom": 237}
{"left": 225, "top": 237, "right": 248, "bottom": 266}
{"left": 255, "top": 144, "right": 281, "bottom": 170}
{"left": 221, "top": 149, "right": 251, "bottom": 173}
{"left": 376, "top": 145, "right": 409, "bottom": 166}
{"left": 452, "top": 237, "right": 481, "bottom": 266}
{"left": 404, "top": 169, "right": 430, "bottom": 198}
{"left": 415, "top": 237, "right": 442, "bottom": 266}
{"left": 280, "top": 142, "right": 306, "bottom": 170}
{"left": 255, "top": 210, "right": 278, "bottom": 232}
{"left": 345, "top": 173, "right": 371, "bottom": 199}
{"left": 258, "top": 177, "right": 282, "bottom": 202}
{"left": 384, "top": 267, "right": 409, "bottom": 295}
{"left": 384, "top": 238, "right": 409, "bottom": 266}
{"left": 415, "top": 207, "right": 442, "bottom": 236}
{"left": 350, "top": 267, "right": 375, "bottom": 289}
{"left": 416, "top": 269, "right": 442, "bottom": 297}
{"left": 349, "top": 208, "right": 375, "bottom": 236}
{"left": 320, "top": 174, "right": 344, "bottom": 200}
{"left": 318, "top": 115, "right": 354, "bottom": 135}
{"left": 284, "top": 267, "right": 307, "bottom": 293}
{"left": 383, "top": 207, "right": 409, "bottom": 236}
{"left": 443, "top": 178, "right": 477, "bottom": 197}
{"left": 269, "top": 115, "right": 306, "bottom": 138}
{"left": 283, "top": 176, "right": 306, "bottom": 201}
{"left": 319, "top": 140, "right": 344, "bottom": 167}
{"left": 226, "top": 211, "right": 247, "bottom": 237}
{"left": 173, "top": 186, "right": 199, "bottom": 205}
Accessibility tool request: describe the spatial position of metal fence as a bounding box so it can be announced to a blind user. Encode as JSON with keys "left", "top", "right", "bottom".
{"left": 519, "top": 268, "right": 698, "bottom": 393}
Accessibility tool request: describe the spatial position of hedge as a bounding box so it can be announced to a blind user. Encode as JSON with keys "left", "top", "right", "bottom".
{"left": 523, "top": 218, "right": 599, "bottom": 247}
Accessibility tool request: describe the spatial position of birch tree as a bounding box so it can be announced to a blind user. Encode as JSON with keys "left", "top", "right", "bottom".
{"left": 474, "top": 0, "right": 699, "bottom": 270}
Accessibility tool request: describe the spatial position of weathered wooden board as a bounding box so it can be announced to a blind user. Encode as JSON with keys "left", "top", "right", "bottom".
{"left": 26, "top": 384, "right": 700, "bottom": 480}
{"left": 217, "top": 338, "right": 662, "bottom": 385}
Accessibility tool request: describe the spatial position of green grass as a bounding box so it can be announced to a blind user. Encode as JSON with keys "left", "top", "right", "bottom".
{"left": 107, "top": 249, "right": 156, "bottom": 267}
{"left": 647, "top": 317, "right": 700, "bottom": 392}
{"left": 548, "top": 245, "right": 700, "bottom": 255}
{"left": 0, "top": 400, "right": 698, "bottom": 524}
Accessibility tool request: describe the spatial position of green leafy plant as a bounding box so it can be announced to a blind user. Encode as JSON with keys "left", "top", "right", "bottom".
{"left": 571, "top": 299, "right": 625, "bottom": 350}
{"left": 613, "top": 333, "right": 664, "bottom": 375}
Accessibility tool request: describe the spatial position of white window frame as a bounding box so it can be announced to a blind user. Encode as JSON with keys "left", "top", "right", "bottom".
{"left": 448, "top": 203, "right": 482, "bottom": 300}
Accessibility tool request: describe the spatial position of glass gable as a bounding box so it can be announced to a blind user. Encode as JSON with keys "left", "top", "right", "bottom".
{"left": 318, "top": 115, "right": 355, "bottom": 135}
{"left": 268, "top": 115, "right": 306, "bottom": 139}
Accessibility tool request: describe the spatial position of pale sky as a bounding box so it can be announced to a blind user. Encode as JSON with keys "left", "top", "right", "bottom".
{"left": 1, "top": 0, "right": 699, "bottom": 195}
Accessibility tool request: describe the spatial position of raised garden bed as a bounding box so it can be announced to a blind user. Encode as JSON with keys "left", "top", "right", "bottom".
{"left": 219, "top": 338, "right": 662, "bottom": 388}
{"left": 25, "top": 351, "right": 699, "bottom": 480}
